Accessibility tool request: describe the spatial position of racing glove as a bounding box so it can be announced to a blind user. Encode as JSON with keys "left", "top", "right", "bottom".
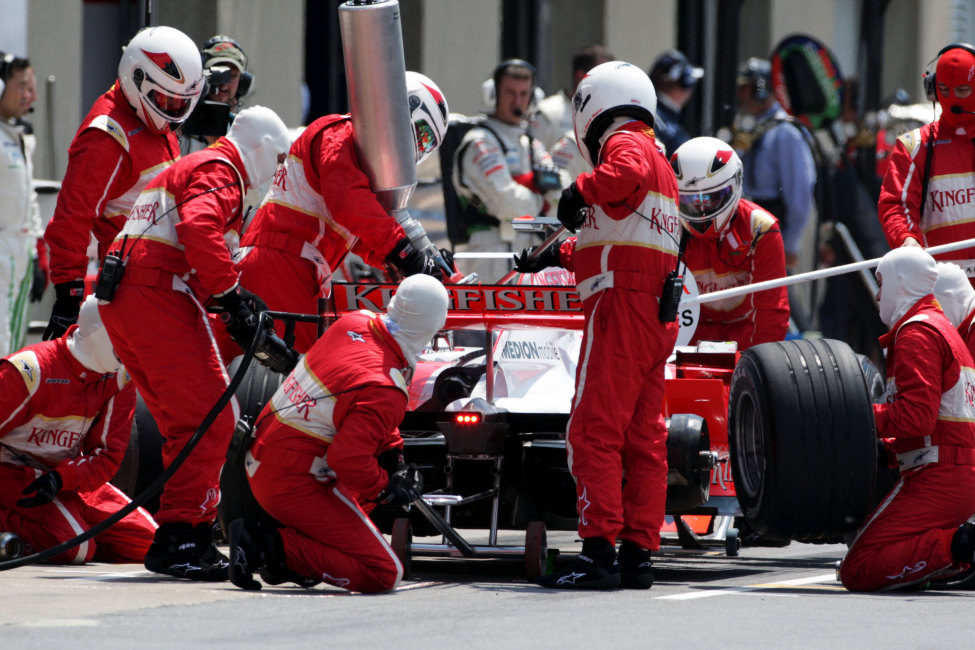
{"left": 385, "top": 238, "right": 443, "bottom": 281}
{"left": 377, "top": 448, "right": 406, "bottom": 474}
{"left": 378, "top": 464, "right": 423, "bottom": 507}
{"left": 218, "top": 286, "right": 266, "bottom": 351}
{"left": 18, "top": 471, "right": 63, "bottom": 508}
{"left": 556, "top": 182, "right": 588, "bottom": 233}
{"left": 513, "top": 244, "right": 563, "bottom": 274}
{"left": 43, "top": 280, "right": 85, "bottom": 340}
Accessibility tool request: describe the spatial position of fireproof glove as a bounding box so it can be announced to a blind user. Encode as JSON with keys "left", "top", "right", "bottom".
{"left": 377, "top": 448, "right": 406, "bottom": 474}
{"left": 18, "top": 471, "right": 63, "bottom": 508}
{"left": 556, "top": 182, "right": 588, "bottom": 233}
{"left": 385, "top": 238, "right": 441, "bottom": 280}
{"left": 513, "top": 244, "right": 563, "bottom": 274}
{"left": 43, "top": 280, "right": 85, "bottom": 340}
{"left": 218, "top": 286, "right": 263, "bottom": 351}
{"left": 378, "top": 464, "right": 423, "bottom": 507}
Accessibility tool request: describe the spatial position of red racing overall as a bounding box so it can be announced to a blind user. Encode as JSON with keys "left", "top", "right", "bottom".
{"left": 44, "top": 83, "right": 181, "bottom": 284}
{"left": 840, "top": 297, "right": 975, "bottom": 591}
{"left": 557, "top": 121, "right": 680, "bottom": 550}
{"left": 684, "top": 198, "right": 789, "bottom": 349}
{"left": 100, "top": 140, "right": 246, "bottom": 526}
{"left": 237, "top": 115, "right": 407, "bottom": 351}
{"left": 246, "top": 310, "right": 408, "bottom": 592}
{"left": 0, "top": 333, "right": 155, "bottom": 563}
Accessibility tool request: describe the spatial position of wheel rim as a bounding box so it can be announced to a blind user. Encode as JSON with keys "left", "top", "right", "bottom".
{"left": 733, "top": 391, "right": 765, "bottom": 499}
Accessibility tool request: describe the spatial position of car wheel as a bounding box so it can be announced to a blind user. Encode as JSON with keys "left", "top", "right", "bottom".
{"left": 391, "top": 517, "right": 413, "bottom": 579}
{"left": 728, "top": 339, "right": 877, "bottom": 543}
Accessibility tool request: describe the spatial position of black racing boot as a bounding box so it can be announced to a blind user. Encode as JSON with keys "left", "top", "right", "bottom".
{"left": 194, "top": 522, "right": 230, "bottom": 570}
{"left": 254, "top": 524, "right": 320, "bottom": 589}
{"left": 144, "top": 522, "right": 229, "bottom": 581}
{"left": 618, "top": 539, "right": 654, "bottom": 590}
{"left": 539, "top": 537, "right": 620, "bottom": 590}
{"left": 228, "top": 519, "right": 263, "bottom": 591}
{"left": 951, "top": 522, "right": 975, "bottom": 564}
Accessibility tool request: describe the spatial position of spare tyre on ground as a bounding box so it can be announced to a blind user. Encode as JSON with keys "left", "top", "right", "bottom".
{"left": 728, "top": 338, "right": 877, "bottom": 543}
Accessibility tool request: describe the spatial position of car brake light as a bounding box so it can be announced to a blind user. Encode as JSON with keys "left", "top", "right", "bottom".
{"left": 455, "top": 413, "right": 481, "bottom": 424}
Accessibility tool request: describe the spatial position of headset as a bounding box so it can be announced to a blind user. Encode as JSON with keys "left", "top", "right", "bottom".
{"left": 0, "top": 52, "right": 16, "bottom": 97}
{"left": 738, "top": 57, "right": 773, "bottom": 102}
{"left": 201, "top": 35, "right": 253, "bottom": 100}
{"left": 483, "top": 58, "right": 539, "bottom": 114}
{"left": 922, "top": 43, "right": 975, "bottom": 101}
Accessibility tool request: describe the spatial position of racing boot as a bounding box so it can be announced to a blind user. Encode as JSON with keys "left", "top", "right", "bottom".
{"left": 195, "top": 522, "right": 231, "bottom": 571}
{"left": 228, "top": 518, "right": 263, "bottom": 591}
{"left": 144, "top": 522, "right": 229, "bottom": 581}
{"left": 255, "top": 524, "right": 320, "bottom": 589}
{"left": 618, "top": 539, "right": 654, "bottom": 590}
{"left": 951, "top": 522, "right": 975, "bottom": 565}
{"left": 539, "top": 536, "right": 620, "bottom": 590}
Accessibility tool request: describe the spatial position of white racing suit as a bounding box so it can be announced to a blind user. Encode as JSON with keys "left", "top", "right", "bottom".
{"left": 452, "top": 116, "right": 567, "bottom": 282}
{"left": 0, "top": 119, "right": 40, "bottom": 356}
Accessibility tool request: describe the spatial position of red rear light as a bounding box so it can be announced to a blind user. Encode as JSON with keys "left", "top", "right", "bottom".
{"left": 455, "top": 413, "right": 481, "bottom": 425}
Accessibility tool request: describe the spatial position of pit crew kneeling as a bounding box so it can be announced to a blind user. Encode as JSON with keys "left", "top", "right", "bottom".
{"left": 839, "top": 247, "right": 975, "bottom": 591}
{"left": 227, "top": 274, "right": 449, "bottom": 593}
{"left": 516, "top": 61, "right": 680, "bottom": 590}
{"left": 0, "top": 296, "right": 156, "bottom": 563}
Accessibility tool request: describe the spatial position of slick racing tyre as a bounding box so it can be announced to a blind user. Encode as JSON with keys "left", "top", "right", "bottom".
{"left": 112, "top": 392, "right": 166, "bottom": 513}
{"left": 728, "top": 339, "right": 877, "bottom": 543}
{"left": 228, "top": 355, "right": 285, "bottom": 422}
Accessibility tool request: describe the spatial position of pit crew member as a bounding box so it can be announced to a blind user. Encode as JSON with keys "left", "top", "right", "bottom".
{"left": 227, "top": 274, "right": 448, "bottom": 593}
{"left": 671, "top": 136, "right": 789, "bottom": 349}
{"left": 934, "top": 261, "right": 975, "bottom": 356}
{"left": 839, "top": 247, "right": 975, "bottom": 592}
{"left": 42, "top": 26, "right": 203, "bottom": 340}
{"left": 518, "top": 61, "right": 680, "bottom": 590}
{"left": 99, "top": 106, "right": 291, "bottom": 581}
{"left": 878, "top": 44, "right": 975, "bottom": 278}
{"left": 0, "top": 296, "right": 156, "bottom": 564}
{"left": 235, "top": 72, "right": 449, "bottom": 353}
{"left": 452, "top": 60, "right": 569, "bottom": 282}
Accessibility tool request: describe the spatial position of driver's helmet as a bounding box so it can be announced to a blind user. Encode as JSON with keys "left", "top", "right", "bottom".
{"left": 406, "top": 71, "right": 449, "bottom": 165}
{"left": 671, "top": 136, "right": 743, "bottom": 238}
{"left": 118, "top": 26, "right": 204, "bottom": 135}
{"left": 572, "top": 61, "right": 657, "bottom": 166}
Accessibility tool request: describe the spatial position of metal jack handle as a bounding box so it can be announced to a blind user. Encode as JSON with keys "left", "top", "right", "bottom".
{"left": 498, "top": 225, "right": 567, "bottom": 286}
{"left": 411, "top": 497, "right": 476, "bottom": 558}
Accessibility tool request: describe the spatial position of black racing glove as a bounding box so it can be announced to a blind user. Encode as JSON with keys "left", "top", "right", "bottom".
{"left": 556, "top": 182, "right": 588, "bottom": 233}
{"left": 18, "top": 471, "right": 63, "bottom": 508}
{"left": 218, "top": 286, "right": 265, "bottom": 350}
{"left": 385, "top": 238, "right": 442, "bottom": 281}
{"left": 513, "top": 244, "right": 563, "bottom": 274}
{"left": 43, "top": 280, "right": 85, "bottom": 340}
{"left": 30, "top": 256, "right": 48, "bottom": 303}
{"left": 377, "top": 448, "right": 406, "bottom": 474}
{"left": 378, "top": 464, "right": 423, "bottom": 507}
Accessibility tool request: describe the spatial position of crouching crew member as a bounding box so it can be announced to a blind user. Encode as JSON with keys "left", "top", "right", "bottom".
{"left": 0, "top": 296, "right": 155, "bottom": 563}
{"left": 839, "top": 247, "right": 975, "bottom": 591}
{"left": 99, "top": 106, "right": 291, "bottom": 581}
{"left": 228, "top": 274, "right": 449, "bottom": 593}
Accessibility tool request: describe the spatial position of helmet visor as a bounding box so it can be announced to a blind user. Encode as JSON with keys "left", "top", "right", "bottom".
{"left": 414, "top": 118, "right": 438, "bottom": 160}
{"left": 678, "top": 185, "right": 736, "bottom": 222}
{"left": 147, "top": 88, "right": 193, "bottom": 121}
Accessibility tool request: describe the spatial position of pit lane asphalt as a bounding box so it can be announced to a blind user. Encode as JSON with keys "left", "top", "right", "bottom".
{"left": 2, "top": 529, "right": 972, "bottom": 648}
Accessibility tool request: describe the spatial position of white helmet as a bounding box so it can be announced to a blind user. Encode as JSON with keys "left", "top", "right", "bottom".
{"left": 406, "top": 71, "right": 449, "bottom": 165}
{"left": 671, "top": 137, "right": 744, "bottom": 238}
{"left": 383, "top": 274, "right": 450, "bottom": 364}
{"left": 225, "top": 105, "right": 291, "bottom": 188}
{"left": 67, "top": 296, "right": 120, "bottom": 374}
{"left": 572, "top": 60, "right": 657, "bottom": 166}
{"left": 118, "top": 26, "right": 204, "bottom": 135}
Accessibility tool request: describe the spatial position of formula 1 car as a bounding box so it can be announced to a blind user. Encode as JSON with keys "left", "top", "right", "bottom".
{"left": 113, "top": 271, "right": 882, "bottom": 579}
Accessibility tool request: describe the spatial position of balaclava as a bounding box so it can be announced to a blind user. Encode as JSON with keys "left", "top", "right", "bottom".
{"left": 876, "top": 247, "right": 938, "bottom": 328}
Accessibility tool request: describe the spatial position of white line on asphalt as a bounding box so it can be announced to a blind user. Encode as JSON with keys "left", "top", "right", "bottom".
{"left": 398, "top": 581, "right": 446, "bottom": 591}
{"left": 657, "top": 573, "right": 839, "bottom": 600}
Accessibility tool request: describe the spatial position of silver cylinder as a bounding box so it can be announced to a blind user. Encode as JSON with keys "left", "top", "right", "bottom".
{"left": 338, "top": 0, "right": 416, "bottom": 212}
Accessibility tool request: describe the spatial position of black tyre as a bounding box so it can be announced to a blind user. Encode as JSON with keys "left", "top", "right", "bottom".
{"left": 391, "top": 517, "right": 412, "bottom": 579}
{"left": 524, "top": 521, "right": 547, "bottom": 581}
{"left": 728, "top": 339, "right": 877, "bottom": 543}
{"left": 111, "top": 393, "right": 166, "bottom": 513}
{"left": 227, "top": 355, "right": 285, "bottom": 422}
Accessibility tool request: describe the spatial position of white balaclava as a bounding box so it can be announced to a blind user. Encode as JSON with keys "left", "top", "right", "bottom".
{"left": 225, "top": 105, "right": 291, "bottom": 189}
{"left": 934, "top": 262, "right": 975, "bottom": 328}
{"left": 875, "top": 247, "right": 938, "bottom": 328}
{"left": 67, "top": 296, "right": 121, "bottom": 374}
{"left": 382, "top": 274, "right": 450, "bottom": 364}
